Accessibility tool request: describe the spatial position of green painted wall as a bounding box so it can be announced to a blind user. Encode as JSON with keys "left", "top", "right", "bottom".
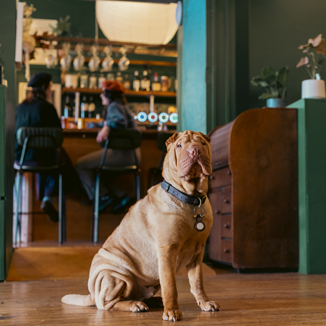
{"left": 180, "top": 0, "right": 207, "bottom": 133}
{"left": 288, "top": 99, "right": 326, "bottom": 274}
{"left": 0, "top": 0, "right": 16, "bottom": 281}
{"left": 249, "top": 0, "right": 326, "bottom": 109}
{"left": 0, "top": 0, "right": 16, "bottom": 104}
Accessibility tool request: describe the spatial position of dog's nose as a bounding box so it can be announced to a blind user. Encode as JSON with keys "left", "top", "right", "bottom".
{"left": 187, "top": 146, "right": 201, "bottom": 157}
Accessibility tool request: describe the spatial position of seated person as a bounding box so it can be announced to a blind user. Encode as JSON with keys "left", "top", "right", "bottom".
{"left": 76, "top": 80, "right": 141, "bottom": 213}
{"left": 15, "top": 73, "right": 82, "bottom": 222}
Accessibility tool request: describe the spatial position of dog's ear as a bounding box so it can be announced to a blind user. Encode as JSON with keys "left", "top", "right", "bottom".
{"left": 165, "top": 132, "right": 180, "bottom": 151}
{"left": 199, "top": 132, "right": 211, "bottom": 143}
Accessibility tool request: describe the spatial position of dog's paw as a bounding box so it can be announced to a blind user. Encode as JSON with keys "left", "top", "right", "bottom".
{"left": 162, "top": 309, "right": 183, "bottom": 321}
{"left": 130, "top": 301, "right": 149, "bottom": 312}
{"left": 198, "top": 300, "right": 220, "bottom": 312}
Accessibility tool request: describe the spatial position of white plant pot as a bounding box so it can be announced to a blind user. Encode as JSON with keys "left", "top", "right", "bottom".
{"left": 302, "top": 79, "right": 326, "bottom": 99}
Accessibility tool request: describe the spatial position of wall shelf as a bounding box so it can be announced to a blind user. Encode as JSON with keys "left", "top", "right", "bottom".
{"left": 62, "top": 87, "right": 176, "bottom": 98}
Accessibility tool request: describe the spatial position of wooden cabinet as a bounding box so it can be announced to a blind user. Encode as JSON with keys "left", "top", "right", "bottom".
{"left": 207, "top": 108, "right": 299, "bottom": 270}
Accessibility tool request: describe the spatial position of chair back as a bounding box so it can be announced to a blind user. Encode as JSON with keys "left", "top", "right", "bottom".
{"left": 157, "top": 132, "right": 172, "bottom": 168}
{"left": 17, "top": 127, "right": 63, "bottom": 148}
{"left": 106, "top": 129, "right": 142, "bottom": 150}
{"left": 99, "top": 129, "right": 142, "bottom": 168}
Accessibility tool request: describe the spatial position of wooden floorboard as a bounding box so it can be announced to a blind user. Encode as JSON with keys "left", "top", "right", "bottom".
{"left": 1, "top": 273, "right": 326, "bottom": 325}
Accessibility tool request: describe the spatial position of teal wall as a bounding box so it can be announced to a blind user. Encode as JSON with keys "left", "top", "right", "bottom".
{"left": 0, "top": 0, "right": 16, "bottom": 105}
{"left": 180, "top": 0, "right": 207, "bottom": 133}
{"left": 249, "top": 0, "right": 326, "bottom": 108}
{"left": 0, "top": 0, "right": 16, "bottom": 280}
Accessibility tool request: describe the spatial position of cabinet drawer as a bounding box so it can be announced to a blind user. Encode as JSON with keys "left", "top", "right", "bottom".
{"left": 209, "top": 167, "right": 232, "bottom": 189}
{"left": 221, "top": 186, "right": 232, "bottom": 213}
{"left": 221, "top": 239, "right": 232, "bottom": 263}
{"left": 221, "top": 215, "right": 232, "bottom": 238}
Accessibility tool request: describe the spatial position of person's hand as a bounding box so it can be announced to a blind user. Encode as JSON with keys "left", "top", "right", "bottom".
{"left": 96, "top": 126, "right": 110, "bottom": 143}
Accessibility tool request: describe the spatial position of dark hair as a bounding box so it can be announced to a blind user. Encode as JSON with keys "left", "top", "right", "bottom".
{"left": 23, "top": 84, "right": 50, "bottom": 104}
{"left": 103, "top": 90, "right": 127, "bottom": 105}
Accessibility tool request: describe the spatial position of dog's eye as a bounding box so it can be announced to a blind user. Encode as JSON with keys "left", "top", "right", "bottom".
{"left": 177, "top": 144, "right": 182, "bottom": 148}
{"left": 202, "top": 142, "right": 206, "bottom": 145}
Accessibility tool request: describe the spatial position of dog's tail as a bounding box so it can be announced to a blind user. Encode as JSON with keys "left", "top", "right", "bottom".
{"left": 61, "top": 294, "right": 95, "bottom": 306}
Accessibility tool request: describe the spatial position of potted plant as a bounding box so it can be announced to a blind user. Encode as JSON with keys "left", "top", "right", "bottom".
{"left": 251, "top": 66, "right": 289, "bottom": 108}
{"left": 297, "top": 34, "right": 325, "bottom": 99}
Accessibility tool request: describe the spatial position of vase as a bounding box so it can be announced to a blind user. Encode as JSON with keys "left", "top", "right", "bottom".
{"left": 301, "top": 79, "right": 326, "bottom": 99}
{"left": 266, "top": 98, "right": 286, "bottom": 108}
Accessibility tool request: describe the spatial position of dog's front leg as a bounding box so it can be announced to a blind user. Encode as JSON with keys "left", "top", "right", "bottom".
{"left": 187, "top": 249, "right": 220, "bottom": 312}
{"left": 158, "top": 245, "right": 182, "bottom": 321}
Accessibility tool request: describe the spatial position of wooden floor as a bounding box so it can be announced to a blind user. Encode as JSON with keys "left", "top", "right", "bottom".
{"left": 2, "top": 269, "right": 326, "bottom": 325}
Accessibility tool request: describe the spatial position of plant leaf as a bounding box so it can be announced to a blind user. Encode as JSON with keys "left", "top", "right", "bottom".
{"left": 261, "top": 66, "right": 276, "bottom": 79}
{"left": 259, "top": 93, "right": 274, "bottom": 100}
{"left": 277, "top": 66, "right": 289, "bottom": 86}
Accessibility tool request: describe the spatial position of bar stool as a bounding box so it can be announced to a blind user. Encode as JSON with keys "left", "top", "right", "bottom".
{"left": 14, "top": 127, "right": 66, "bottom": 245}
{"left": 92, "top": 129, "right": 142, "bottom": 243}
{"left": 147, "top": 132, "right": 171, "bottom": 189}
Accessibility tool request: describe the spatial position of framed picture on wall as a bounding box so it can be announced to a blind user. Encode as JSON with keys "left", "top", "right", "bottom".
{"left": 18, "top": 82, "right": 62, "bottom": 117}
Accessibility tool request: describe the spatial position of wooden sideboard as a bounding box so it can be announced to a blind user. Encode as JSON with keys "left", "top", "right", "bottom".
{"left": 207, "top": 108, "right": 299, "bottom": 271}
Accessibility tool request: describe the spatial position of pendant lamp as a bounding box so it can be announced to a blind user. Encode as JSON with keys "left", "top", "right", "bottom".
{"left": 96, "top": 1, "right": 178, "bottom": 45}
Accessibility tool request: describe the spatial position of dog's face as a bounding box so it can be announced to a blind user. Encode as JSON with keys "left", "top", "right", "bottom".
{"left": 162, "top": 130, "right": 212, "bottom": 195}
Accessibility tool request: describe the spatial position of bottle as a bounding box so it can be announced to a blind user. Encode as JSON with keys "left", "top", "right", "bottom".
{"left": 123, "top": 74, "right": 130, "bottom": 90}
{"left": 151, "top": 72, "right": 161, "bottom": 91}
{"left": 133, "top": 71, "right": 140, "bottom": 91}
{"left": 98, "top": 74, "right": 106, "bottom": 89}
{"left": 64, "top": 95, "right": 71, "bottom": 118}
{"left": 116, "top": 71, "right": 123, "bottom": 83}
{"left": 80, "top": 96, "right": 88, "bottom": 118}
{"left": 88, "top": 96, "right": 96, "bottom": 118}
{"left": 141, "top": 70, "right": 150, "bottom": 91}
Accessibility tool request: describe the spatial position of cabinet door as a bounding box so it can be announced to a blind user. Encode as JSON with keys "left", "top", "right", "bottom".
{"left": 207, "top": 190, "right": 222, "bottom": 261}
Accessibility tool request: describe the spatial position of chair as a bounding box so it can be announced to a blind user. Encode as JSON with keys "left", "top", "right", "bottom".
{"left": 14, "top": 127, "right": 66, "bottom": 245}
{"left": 147, "top": 132, "right": 171, "bottom": 189}
{"left": 92, "top": 129, "right": 142, "bottom": 243}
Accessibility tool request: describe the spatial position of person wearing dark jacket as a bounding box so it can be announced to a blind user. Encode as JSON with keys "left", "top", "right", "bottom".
{"left": 76, "top": 80, "right": 141, "bottom": 213}
{"left": 15, "top": 73, "right": 81, "bottom": 222}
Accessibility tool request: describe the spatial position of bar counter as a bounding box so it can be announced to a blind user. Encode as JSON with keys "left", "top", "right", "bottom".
{"left": 22, "top": 128, "right": 175, "bottom": 243}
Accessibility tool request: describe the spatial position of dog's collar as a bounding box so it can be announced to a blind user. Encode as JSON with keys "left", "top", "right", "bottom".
{"left": 161, "top": 180, "right": 207, "bottom": 206}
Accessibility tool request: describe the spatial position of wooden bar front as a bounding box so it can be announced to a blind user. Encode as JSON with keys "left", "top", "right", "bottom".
{"left": 27, "top": 129, "right": 174, "bottom": 243}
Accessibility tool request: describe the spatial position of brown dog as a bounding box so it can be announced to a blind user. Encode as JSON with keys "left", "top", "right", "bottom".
{"left": 62, "top": 130, "right": 220, "bottom": 321}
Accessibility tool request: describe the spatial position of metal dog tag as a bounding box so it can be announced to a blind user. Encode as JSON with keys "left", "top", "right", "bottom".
{"left": 194, "top": 214, "right": 205, "bottom": 232}
{"left": 193, "top": 201, "right": 205, "bottom": 232}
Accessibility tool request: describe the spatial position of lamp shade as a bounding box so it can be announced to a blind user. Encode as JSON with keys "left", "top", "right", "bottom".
{"left": 96, "top": 1, "right": 178, "bottom": 45}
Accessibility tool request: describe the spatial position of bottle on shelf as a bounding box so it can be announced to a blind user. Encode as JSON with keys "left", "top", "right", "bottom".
{"left": 107, "top": 73, "right": 115, "bottom": 81}
{"left": 98, "top": 74, "right": 106, "bottom": 89}
{"left": 141, "top": 70, "right": 150, "bottom": 91}
{"left": 123, "top": 74, "right": 130, "bottom": 90}
{"left": 88, "top": 96, "right": 96, "bottom": 118}
{"left": 133, "top": 71, "right": 140, "bottom": 92}
{"left": 89, "top": 75, "right": 97, "bottom": 89}
{"left": 80, "top": 96, "right": 88, "bottom": 118}
{"left": 116, "top": 72, "right": 123, "bottom": 83}
{"left": 151, "top": 72, "right": 161, "bottom": 92}
{"left": 64, "top": 95, "right": 72, "bottom": 118}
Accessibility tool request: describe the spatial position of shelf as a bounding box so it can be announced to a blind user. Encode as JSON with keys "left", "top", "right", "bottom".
{"left": 62, "top": 87, "right": 177, "bottom": 97}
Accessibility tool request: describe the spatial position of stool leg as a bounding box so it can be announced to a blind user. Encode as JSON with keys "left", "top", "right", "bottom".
{"left": 92, "top": 172, "right": 100, "bottom": 243}
{"left": 14, "top": 172, "right": 23, "bottom": 245}
{"left": 136, "top": 171, "right": 141, "bottom": 201}
{"left": 58, "top": 173, "right": 66, "bottom": 244}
